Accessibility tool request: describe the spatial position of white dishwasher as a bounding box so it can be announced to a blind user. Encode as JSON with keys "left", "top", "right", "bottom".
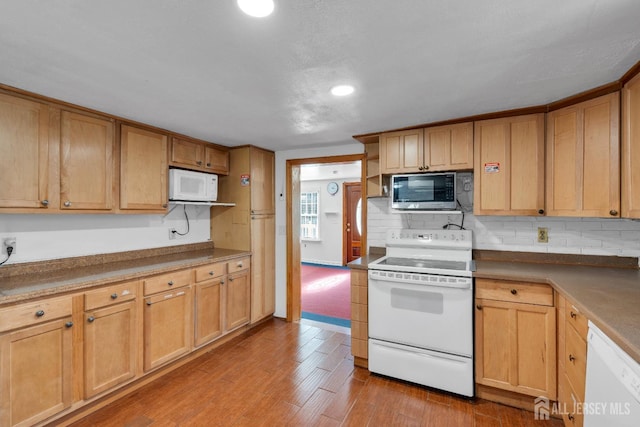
{"left": 584, "top": 321, "right": 640, "bottom": 426}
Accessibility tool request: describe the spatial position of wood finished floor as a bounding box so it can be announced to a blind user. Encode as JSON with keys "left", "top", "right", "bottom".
{"left": 70, "top": 319, "right": 563, "bottom": 427}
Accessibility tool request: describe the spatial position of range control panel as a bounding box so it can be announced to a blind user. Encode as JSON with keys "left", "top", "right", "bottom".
{"left": 386, "top": 229, "right": 472, "bottom": 244}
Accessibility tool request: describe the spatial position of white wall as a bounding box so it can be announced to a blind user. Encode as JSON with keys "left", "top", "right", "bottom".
{"left": 274, "top": 142, "right": 364, "bottom": 318}
{"left": 300, "top": 177, "right": 359, "bottom": 266}
{"left": 368, "top": 198, "right": 640, "bottom": 259}
{"left": 0, "top": 205, "right": 211, "bottom": 264}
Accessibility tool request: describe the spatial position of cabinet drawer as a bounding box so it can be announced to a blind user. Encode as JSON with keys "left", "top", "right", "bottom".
{"left": 85, "top": 281, "right": 137, "bottom": 310}
{"left": 228, "top": 257, "right": 250, "bottom": 274}
{"left": 144, "top": 269, "right": 192, "bottom": 296}
{"left": 0, "top": 295, "right": 73, "bottom": 333}
{"left": 475, "top": 279, "right": 553, "bottom": 306}
{"left": 194, "top": 263, "right": 227, "bottom": 283}
{"left": 565, "top": 321, "right": 587, "bottom": 400}
{"left": 565, "top": 302, "right": 589, "bottom": 339}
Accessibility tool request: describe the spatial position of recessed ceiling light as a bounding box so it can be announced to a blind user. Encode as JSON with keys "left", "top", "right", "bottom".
{"left": 237, "top": 0, "right": 274, "bottom": 18}
{"left": 331, "top": 85, "right": 355, "bottom": 96}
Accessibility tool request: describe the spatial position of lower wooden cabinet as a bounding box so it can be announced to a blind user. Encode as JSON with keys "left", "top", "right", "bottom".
{"left": 143, "top": 287, "right": 192, "bottom": 372}
{"left": 350, "top": 268, "right": 368, "bottom": 365}
{"left": 226, "top": 267, "right": 251, "bottom": 331}
{"left": 250, "top": 215, "right": 275, "bottom": 323}
{"left": 0, "top": 317, "right": 74, "bottom": 427}
{"left": 194, "top": 276, "right": 224, "bottom": 347}
{"left": 475, "top": 279, "right": 557, "bottom": 399}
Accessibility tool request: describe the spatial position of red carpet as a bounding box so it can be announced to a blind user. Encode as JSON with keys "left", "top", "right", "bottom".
{"left": 301, "top": 264, "right": 351, "bottom": 320}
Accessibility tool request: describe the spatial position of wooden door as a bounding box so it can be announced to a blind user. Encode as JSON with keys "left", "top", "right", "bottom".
{"left": 343, "top": 182, "right": 362, "bottom": 264}
{"left": 60, "top": 111, "right": 114, "bottom": 210}
{"left": 204, "top": 145, "right": 229, "bottom": 175}
{"left": 143, "top": 288, "right": 192, "bottom": 372}
{"left": 424, "top": 122, "right": 473, "bottom": 171}
{"left": 170, "top": 137, "right": 203, "bottom": 168}
{"left": 226, "top": 269, "right": 250, "bottom": 331}
{"left": 250, "top": 215, "right": 275, "bottom": 323}
{"left": 475, "top": 299, "right": 556, "bottom": 399}
{"left": 0, "top": 94, "right": 51, "bottom": 209}
{"left": 120, "top": 125, "right": 168, "bottom": 211}
{"left": 546, "top": 93, "right": 620, "bottom": 217}
{"left": 250, "top": 148, "right": 275, "bottom": 214}
{"left": 380, "top": 129, "right": 424, "bottom": 173}
{"left": 194, "top": 278, "right": 223, "bottom": 347}
{"left": 0, "top": 318, "right": 73, "bottom": 427}
{"left": 84, "top": 301, "right": 137, "bottom": 398}
{"left": 623, "top": 73, "right": 640, "bottom": 218}
{"left": 474, "top": 114, "right": 545, "bottom": 215}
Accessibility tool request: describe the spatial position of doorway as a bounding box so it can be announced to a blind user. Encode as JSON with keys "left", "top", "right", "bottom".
{"left": 286, "top": 154, "right": 367, "bottom": 322}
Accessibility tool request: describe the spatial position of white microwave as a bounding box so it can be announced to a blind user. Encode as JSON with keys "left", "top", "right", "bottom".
{"left": 169, "top": 169, "right": 218, "bottom": 202}
{"left": 391, "top": 172, "right": 457, "bottom": 210}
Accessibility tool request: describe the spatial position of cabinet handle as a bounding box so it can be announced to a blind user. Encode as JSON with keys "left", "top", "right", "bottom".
{"left": 111, "top": 293, "right": 118, "bottom": 300}
{"left": 87, "top": 316, "right": 95, "bottom": 323}
{"left": 162, "top": 203, "right": 168, "bottom": 208}
{"left": 570, "top": 311, "right": 577, "bottom": 319}
{"left": 418, "top": 166, "right": 424, "bottom": 171}
{"left": 476, "top": 304, "right": 482, "bottom": 310}
{"left": 569, "top": 354, "right": 576, "bottom": 362}
{"left": 209, "top": 271, "right": 215, "bottom": 276}
{"left": 510, "top": 289, "right": 518, "bottom": 295}
{"left": 237, "top": 262, "right": 243, "bottom": 268}
{"left": 168, "top": 281, "right": 174, "bottom": 286}
{"left": 65, "top": 321, "right": 74, "bottom": 328}
{"left": 197, "top": 160, "right": 203, "bottom": 165}
{"left": 423, "top": 165, "right": 429, "bottom": 170}
{"left": 610, "top": 209, "right": 618, "bottom": 216}
{"left": 41, "top": 199, "right": 49, "bottom": 206}
{"left": 229, "top": 277, "right": 234, "bottom": 282}
{"left": 220, "top": 279, "right": 225, "bottom": 285}
{"left": 206, "top": 163, "right": 211, "bottom": 167}
{"left": 568, "top": 413, "right": 574, "bottom": 422}
{"left": 538, "top": 209, "right": 544, "bottom": 215}
{"left": 35, "top": 310, "right": 45, "bottom": 317}
{"left": 64, "top": 201, "right": 71, "bottom": 207}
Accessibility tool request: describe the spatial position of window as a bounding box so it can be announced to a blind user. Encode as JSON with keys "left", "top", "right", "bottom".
{"left": 300, "top": 191, "right": 319, "bottom": 239}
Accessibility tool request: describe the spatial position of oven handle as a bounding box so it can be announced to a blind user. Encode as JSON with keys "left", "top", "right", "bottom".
{"left": 372, "top": 340, "right": 470, "bottom": 363}
{"left": 368, "top": 272, "right": 471, "bottom": 290}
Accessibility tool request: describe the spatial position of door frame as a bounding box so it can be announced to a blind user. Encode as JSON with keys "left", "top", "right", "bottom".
{"left": 342, "top": 181, "right": 362, "bottom": 265}
{"left": 286, "top": 154, "right": 366, "bottom": 322}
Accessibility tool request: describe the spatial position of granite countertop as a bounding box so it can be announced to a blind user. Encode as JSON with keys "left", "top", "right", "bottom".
{"left": 0, "top": 247, "right": 251, "bottom": 305}
{"left": 474, "top": 260, "right": 640, "bottom": 364}
{"left": 349, "top": 252, "right": 640, "bottom": 364}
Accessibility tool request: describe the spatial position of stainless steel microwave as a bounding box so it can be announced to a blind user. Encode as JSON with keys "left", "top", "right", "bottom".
{"left": 391, "top": 172, "right": 457, "bottom": 210}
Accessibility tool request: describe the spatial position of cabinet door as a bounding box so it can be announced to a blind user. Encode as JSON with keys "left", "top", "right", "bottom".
{"left": 194, "top": 278, "right": 223, "bottom": 347}
{"left": 0, "top": 318, "right": 73, "bottom": 427}
{"left": 250, "top": 215, "right": 275, "bottom": 323}
{"left": 170, "top": 137, "right": 203, "bottom": 169}
{"left": 547, "top": 92, "right": 620, "bottom": 217}
{"left": 143, "top": 288, "right": 192, "bottom": 372}
{"left": 424, "top": 122, "right": 473, "bottom": 171}
{"left": 250, "top": 148, "right": 275, "bottom": 214}
{"left": 474, "top": 114, "right": 545, "bottom": 215}
{"left": 84, "top": 301, "right": 137, "bottom": 398}
{"left": 0, "top": 94, "right": 50, "bottom": 209}
{"left": 226, "top": 270, "right": 250, "bottom": 331}
{"left": 623, "top": 73, "right": 640, "bottom": 218}
{"left": 380, "top": 129, "right": 424, "bottom": 174}
{"left": 120, "top": 125, "right": 168, "bottom": 211}
{"left": 60, "top": 111, "right": 115, "bottom": 210}
{"left": 204, "top": 145, "right": 229, "bottom": 175}
{"left": 475, "top": 299, "right": 556, "bottom": 399}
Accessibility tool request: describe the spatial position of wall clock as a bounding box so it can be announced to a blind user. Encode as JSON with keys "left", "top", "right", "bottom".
{"left": 327, "top": 181, "right": 339, "bottom": 195}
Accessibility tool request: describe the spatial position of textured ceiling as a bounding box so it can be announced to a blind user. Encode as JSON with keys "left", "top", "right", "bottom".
{"left": 1, "top": 1, "right": 640, "bottom": 151}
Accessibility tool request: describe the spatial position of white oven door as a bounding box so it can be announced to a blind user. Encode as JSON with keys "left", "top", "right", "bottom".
{"left": 368, "top": 270, "right": 473, "bottom": 357}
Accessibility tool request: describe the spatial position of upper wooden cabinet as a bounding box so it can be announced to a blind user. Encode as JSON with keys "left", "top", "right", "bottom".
{"left": 546, "top": 92, "right": 620, "bottom": 218}
{"left": 424, "top": 122, "right": 474, "bottom": 171}
{"left": 60, "top": 111, "right": 115, "bottom": 211}
{"left": 0, "top": 93, "right": 51, "bottom": 210}
{"left": 170, "top": 137, "right": 229, "bottom": 175}
{"left": 623, "top": 73, "right": 640, "bottom": 218}
{"left": 474, "top": 114, "right": 545, "bottom": 216}
{"left": 250, "top": 147, "right": 275, "bottom": 214}
{"left": 119, "top": 125, "right": 168, "bottom": 212}
{"left": 380, "top": 125, "right": 473, "bottom": 174}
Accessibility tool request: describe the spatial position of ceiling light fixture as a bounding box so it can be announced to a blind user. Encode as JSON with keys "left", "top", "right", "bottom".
{"left": 331, "top": 85, "right": 355, "bottom": 96}
{"left": 237, "top": 0, "right": 274, "bottom": 18}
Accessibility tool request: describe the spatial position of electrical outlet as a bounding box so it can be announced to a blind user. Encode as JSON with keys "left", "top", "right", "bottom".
{"left": 2, "top": 237, "right": 17, "bottom": 255}
{"left": 537, "top": 227, "right": 548, "bottom": 243}
{"left": 168, "top": 228, "right": 176, "bottom": 240}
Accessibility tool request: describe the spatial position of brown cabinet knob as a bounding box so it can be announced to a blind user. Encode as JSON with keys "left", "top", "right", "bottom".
{"left": 206, "top": 163, "right": 211, "bottom": 167}
{"left": 568, "top": 413, "right": 574, "bottom": 421}
{"left": 209, "top": 271, "right": 215, "bottom": 276}
{"left": 111, "top": 293, "right": 118, "bottom": 300}
{"left": 168, "top": 281, "right": 174, "bottom": 286}
{"left": 229, "top": 277, "right": 234, "bottom": 282}
{"left": 476, "top": 304, "right": 482, "bottom": 310}
{"left": 538, "top": 209, "right": 544, "bottom": 215}
{"left": 220, "top": 279, "right": 225, "bottom": 285}
{"left": 87, "top": 316, "right": 95, "bottom": 323}
{"left": 197, "top": 160, "right": 203, "bottom": 165}
{"left": 570, "top": 311, "right": 577, "bottom": 319}
{"left": 510, "top": 289, "right": 518, "bottom": 295}
{"left": 569, "top": 354, "right": 576, "bottom": 362}
{"left": 424, "top": 165, "right": 429, "bottom": 170}
{"left": 65, "top": 321, "right": 74, "bottom": 328}
{"left": 418, "top": 166, "right": 424, "bottom": 171}
{"left": 35, "top": 310, "right": 45, "bottom": 317}
{"left": 162, "top": 203, "right": 168, "bottom": 208}
{"left": 610, "top": 210, "right": 618, "bottom": 216}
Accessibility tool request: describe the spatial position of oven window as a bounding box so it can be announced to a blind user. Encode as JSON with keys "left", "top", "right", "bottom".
{"left": 390, "top": 288, "right": 443, "bottom": 314}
